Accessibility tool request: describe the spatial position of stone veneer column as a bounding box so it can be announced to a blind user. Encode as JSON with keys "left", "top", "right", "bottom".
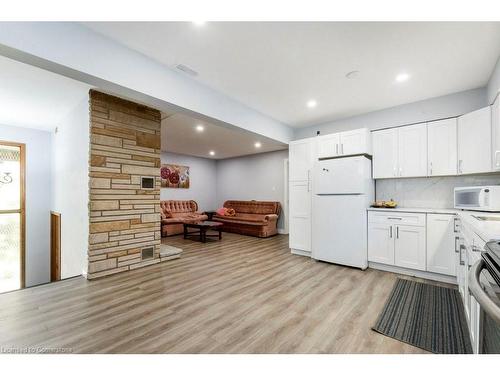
{"left": 87, "top": 90, "right": 161, "bottom": 279}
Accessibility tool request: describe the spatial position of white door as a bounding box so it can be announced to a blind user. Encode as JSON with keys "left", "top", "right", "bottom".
{"left": 372, "top": 128, "right": 398, "bottom": 179}
{"left": 426, "top": 214, "right": 456, "bottom": 276}
{"left": 394, "top": 225, "right": 426, "bottom": 271}
{"left": 289, "top": 138, "right": 314, "bottom": 181}
{"left": 339, "top": 128, "right": 369, "bottom": 156}
{"left": 458, "top": 106, "right": 492, "bottom": 175}
{"left": 312, "top": 194, "right": 368, "bottom": 269}
{"left": 368, "top": 223, "right": 395, "bottom": 265}
{"left": 316, "top": 133, "right": 340, "bottom": 159}
{"left": 492, "top": 95, "right": 500, "bottom": 170}
{"left": 289, "top": 181, "right": 311, "bottom": 252}
{"left": 398, "top": 123, "right": 427, "bottom": 177}
{"left": 427, "top": 118, "right": 457, "bottom": 176}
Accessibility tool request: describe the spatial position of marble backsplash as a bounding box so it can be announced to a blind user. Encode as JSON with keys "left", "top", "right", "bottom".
{"left": 376, "top": 174, "right": 500, "bottom": 208}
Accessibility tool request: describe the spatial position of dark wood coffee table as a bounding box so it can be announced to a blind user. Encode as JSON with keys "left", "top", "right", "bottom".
{"left": 183, "top": 221, "right": 223, "bottom": 243}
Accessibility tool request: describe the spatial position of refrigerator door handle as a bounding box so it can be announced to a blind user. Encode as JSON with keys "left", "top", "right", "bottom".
{"left": 390, "top": 226, "right": 392, "bottom": 238}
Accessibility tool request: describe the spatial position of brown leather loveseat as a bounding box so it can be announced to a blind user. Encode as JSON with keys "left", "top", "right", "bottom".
{"left": 213, "top": 200, "right": 281, "bottom": 238}
{"left": 160, "top": 200, "right": 208, "bottom": 237}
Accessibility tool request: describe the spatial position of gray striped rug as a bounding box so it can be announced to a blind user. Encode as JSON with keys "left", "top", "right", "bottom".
{"left": 373, "top": 278, "right": 472, "bottom": 354}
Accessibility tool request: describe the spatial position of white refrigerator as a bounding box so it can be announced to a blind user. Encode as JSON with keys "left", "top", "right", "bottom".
{"left": 311, "top": 155, "right": 374, "bottom": 269}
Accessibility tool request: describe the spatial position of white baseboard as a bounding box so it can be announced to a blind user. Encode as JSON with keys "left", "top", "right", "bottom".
{"left": 368, "top": 262, "right": 457, "bottom": 285}
{"left": 290, "top": 248, "right": 311, "bottom": 257}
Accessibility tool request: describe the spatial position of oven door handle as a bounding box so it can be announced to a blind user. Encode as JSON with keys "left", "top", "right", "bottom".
{"left": 469, "top": 259, "right": 500, "bottom": 325}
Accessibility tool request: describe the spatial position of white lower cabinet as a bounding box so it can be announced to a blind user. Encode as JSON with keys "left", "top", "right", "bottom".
{"left": 368, "top": 211, "right": 457, "bottom": 275}
{"left": 368, "top": 212, "right": 426, "bottom": 271}
{"left": 426, "top": 214, "right": 457, "bottom": 276}
{"left": 368, "top": 223, "right": 395, "bottom": 264}
{"left": 394, "top": 225, "right": 426, "bottom": 271}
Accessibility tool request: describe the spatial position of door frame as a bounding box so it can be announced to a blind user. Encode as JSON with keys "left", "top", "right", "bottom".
{"left": 50, "top": 211, "right": 61, "bottom": 281}
{"left": 0, "top": 140, "right": 26, "bottom": 289}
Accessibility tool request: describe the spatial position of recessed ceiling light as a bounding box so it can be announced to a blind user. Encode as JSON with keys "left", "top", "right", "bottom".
{"left": 192, "top": 21, "right": 206, "bottom": 26}
{"left": 209, "top": 150, "right": 215, "bottom": 156}
{"left": 254, "top": 142, "right": 262, "bottom": 148}
{"left": 195, "top": 124, "right": 204, "bottom": 132}
{"left": 345, "top": 70, "right": 360, "bottom": 79}
{"left": 306, "top": 100, "right": 317, "bottom": 108}
{"left": 395, "top": 73, "right": 410, "bottom": 83}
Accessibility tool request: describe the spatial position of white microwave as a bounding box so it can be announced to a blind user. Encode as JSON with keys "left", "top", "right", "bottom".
{"left": 454, "top": 186, "right": 500, "bottom": 212}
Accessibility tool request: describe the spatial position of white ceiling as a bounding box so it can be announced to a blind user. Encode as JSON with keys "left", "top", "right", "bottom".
{"left": 84, "top": 22, "right": 500, "bottom": 128}
{"left": 0, "top": 55, "right": 92, "bottom": 131}
{"left": 162, "top": 113, "right": 287, "bottom": 159}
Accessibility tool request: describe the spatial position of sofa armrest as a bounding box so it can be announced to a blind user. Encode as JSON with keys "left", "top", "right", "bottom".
{"left": 264, "top": 214, "right": 279, "bottom": 222}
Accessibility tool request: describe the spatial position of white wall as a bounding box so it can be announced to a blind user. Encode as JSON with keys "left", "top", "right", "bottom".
{"left": 0, "top": 124, "right": 52, "bottom": 287}
{"left": 216, "top": 150, "right": 288, "bottom": 231}
{"left": 294, "top": 88, "right": 488, "bottom": 139}
{"left": 51, "top": 97, "right": 90, "bottom": 279}
{"left": 160, "top": 152, "right": 217, "bottom": 212}
{"left": 488, "top": 56, "right": 500, "bottom": 104}
{"left": 376, "top": 174, "right": 500, "bottom": 209}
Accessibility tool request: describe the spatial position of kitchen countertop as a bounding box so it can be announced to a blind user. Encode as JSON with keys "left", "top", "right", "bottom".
{"left": 457, "top": 211, "right": 500, "bottom": 243}
{"left": 367, "top": 206, "right": 500, "bottom": 242}
{"left": 367, "top": 207, "right": 458, "bottom": 214}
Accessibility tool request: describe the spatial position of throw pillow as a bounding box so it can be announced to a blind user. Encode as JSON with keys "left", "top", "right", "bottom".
{"left": 164, "top": 211, "right": 173, "bottom": 218}
{"left": 216, "top": 207, "right": 227, "bottom": 216}
{"left": 225, "top": 208, "right": 236, "bottom": 216}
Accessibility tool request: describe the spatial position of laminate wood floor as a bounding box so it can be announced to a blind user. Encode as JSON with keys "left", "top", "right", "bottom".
{"left": 0, "top": 233, "right": 431, "bottom": 354}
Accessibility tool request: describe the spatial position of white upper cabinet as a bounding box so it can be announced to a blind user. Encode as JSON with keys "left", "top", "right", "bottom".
{"left": 316, "top": 133, "right": 340, "bottom": 159}
{"left": 372, "top": 128, "right": 398, "bottom": 179}
{"left": 340, "top": 128, "right": 372, "bottom": 156}
{"left": 458, "top": 106, "right": 492, "bottom": 175}
{"left": 289, "top": 138, "right": 316, "bottom": 181}
{"left": 316, "top": 128, "right": 371, "bottom": 159}
{"left": 492, "top": 94, "right": 500, "bottom": 170}
{"left": 427, "top": 118, "right": 458, "bottom": 176}
{"left": 398, "top": 123, "right": 427, "bottom": 178}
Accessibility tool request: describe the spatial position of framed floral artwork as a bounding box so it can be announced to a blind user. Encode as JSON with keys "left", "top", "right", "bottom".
{"left": 161, "top": 164, "right": 190, "bottom": 189}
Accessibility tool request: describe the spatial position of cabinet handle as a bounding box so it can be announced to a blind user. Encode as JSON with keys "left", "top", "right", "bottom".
{"left": 429, "top": 162, "right": 433, "bottom": 176}
{"left": 459, "top": 244, "right": 465, "bottom": 265}
{"left": 390, "top": 226, "right": 393, "bottom": 238}
{"left": 458, "top": 160, "right": 463, "bottom": 174}
{"left": 472, "top": 245, "right": 482, "bottom": 253}
{"left": 396, "top": 226, "right": 399, "bottom": 239}
{"left": 453, "top": 217, "right": 459, "bottom": 233}
{"left": 455, "top": 236, "right": 459, "bottom": 253}
{"left": 387, "top": 217, "right": 402, "bottom": 220}
{"left": 341, "top": 143, "right": 344, "bottom": 154}
{"left": 336, "top": 144, "right": 339, "bottom": 155}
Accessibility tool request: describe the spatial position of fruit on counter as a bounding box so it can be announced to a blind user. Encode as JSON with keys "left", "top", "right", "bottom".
{"left": 371, "top": 199, "right": 398, "bottom": 208}
{"left": 385, "top": 199, "right": 397, "bottom": 208}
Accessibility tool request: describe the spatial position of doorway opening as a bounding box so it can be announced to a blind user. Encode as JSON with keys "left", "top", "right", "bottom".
{"left": 0, "top": 141, "right": 25, "bottom": 293}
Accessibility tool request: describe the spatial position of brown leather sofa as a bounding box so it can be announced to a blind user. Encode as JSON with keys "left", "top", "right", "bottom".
{"left": 160, "top": 200, "right": 208, "bottom": 237}
{"left": 213, "top": 200, "right": 281, "bottom": 238}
